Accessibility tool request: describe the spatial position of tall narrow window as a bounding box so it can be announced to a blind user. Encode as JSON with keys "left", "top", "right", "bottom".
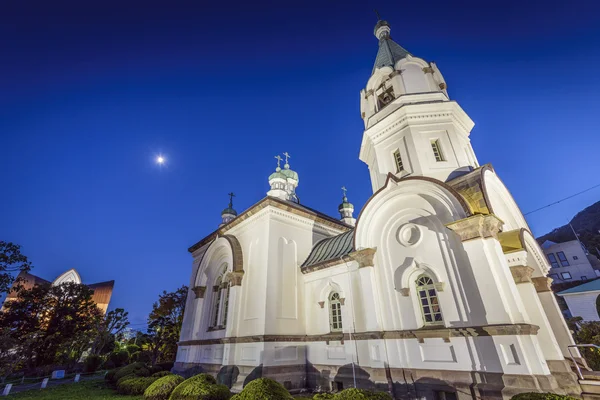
{"left": 210, "top": 267, "right": 230, "bottom": 329}
{"left": 416, "top": 275, "right": 443, "bottom": 325}
{"left": 547, "top": 253, "right": 560, "bottom": 268}
{"left": 211, "top": 276, "right": 222, "bottom": 328}
{"left": 329, "top": 292, "right": 343, "bottom": 332}
{"left": 430, "top": 139, "right": 445, "bottom": 162}
{"left": 557, "top": 251, "right": 570, "bottom": 267}
{"left": 393, "top": 150, "right": 404, "bottom": 173}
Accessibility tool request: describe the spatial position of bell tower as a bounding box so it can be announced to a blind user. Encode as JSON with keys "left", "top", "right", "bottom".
{"left": 359, "top": 19, "right": 479, "bottom": 192}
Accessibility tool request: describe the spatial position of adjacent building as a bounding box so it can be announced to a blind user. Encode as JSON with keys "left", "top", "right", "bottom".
{"left": 557, "top": 280, "right": 600, "bottom": 322}
{"left": 3, "top": 268, "right": 114, "bottom": 314}
{"left": 541, "top": 240, "right": 599, "bottom": 283}
{"left": 175, "top": 19, "right": 582, "bottom": 399}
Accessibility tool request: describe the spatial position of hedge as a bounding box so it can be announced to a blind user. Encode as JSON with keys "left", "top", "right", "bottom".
{"left": 313, "top": 393, "right": 335, "bottom": 400}
{"left": 230, "top": 378, "right": 292, "bottom": 400}
{"left": 332, "top": 388, "right": 393, "bottom": 400}
{"left": 117, "top": 376, "right": 160, "bottom": 395}
{"left": 152, "top": 371, "right": 173, "bottom": 378}
{"left": 511, "top": 394, "right": 578, "bottom": 400}
{"left": 144, "top": 374, "right": 185, "bottom": 400}
{"left": 169, "top": 373, "right": 230, "bottom": 400}
{"left": 113, "top": 362, "right": 150, "bottom": 383}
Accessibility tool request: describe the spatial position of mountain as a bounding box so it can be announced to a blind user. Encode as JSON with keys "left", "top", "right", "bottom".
{"left": 536, "top": 201, "right": 600, "bottom": 256}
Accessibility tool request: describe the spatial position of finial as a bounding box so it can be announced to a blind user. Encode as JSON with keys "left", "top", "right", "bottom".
{"left": 274, "top": 155, "right": 283, "bottom": 171}
{"left": 283, "top": 152, "right": 291, "bottom": 169}
{"left": 341, "top": 186, "right": 348, "bottom": 202}
{"left": 375, "top": 9, "right": 382, "bottom": 21}
{"left": 228, "top": 192, "right": 235, "bottom": 208}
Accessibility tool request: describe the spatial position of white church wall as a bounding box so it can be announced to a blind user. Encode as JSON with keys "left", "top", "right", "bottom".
{"left": 483, "top": 170, "right": 530, "bottom": 232}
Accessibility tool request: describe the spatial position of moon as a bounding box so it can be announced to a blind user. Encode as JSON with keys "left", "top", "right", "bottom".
{"left": 156, "top": 155, "right": 165, "bottom": 165}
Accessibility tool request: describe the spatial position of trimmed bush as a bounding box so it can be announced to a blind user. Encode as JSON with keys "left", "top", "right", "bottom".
{"left": 152, "top": 371, "right": 173, "bottom": 378}
{"left": 117, "top": 374, "right": 137, "bottom": 386}
{"left": 145, "top": 374, "right": 185, "bottom": 400}
{"left": 84, "top": 354, "right": 103, "bottom": 372}
{"left": 127, "top": 344, "right": 141, "bottom": 354}
{"left": 113, "top": 362, "right": 150, "bottom": 383}
{"left": 109, "top": 349, "right": 130, "bottom": 367}
{"left": 169, "top": 373, "right": 230, "bottom": 400}
{"left": 332, "top": 388, "right": 392, "bottom": 400}
{"left": 511, "top": 394, "right": 578, "bottom": 400}
{"left": 230, "top": 378, "right": 292, "bottom": 400}
{"left": 314, "top": 393, "right": 335, "bottom": 400}
{"left": 118, "top": 376, "right": 159, "bottom": 395}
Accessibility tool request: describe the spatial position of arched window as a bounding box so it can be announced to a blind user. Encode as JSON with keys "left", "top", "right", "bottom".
{"left": 416, "top": 274, "right": 443, "bottom": 325}
{"left": 210, "top": 268, "right": 230, "bottom": 329}
{"left": 329, "top": 292, "right": 343, "bottom": 332}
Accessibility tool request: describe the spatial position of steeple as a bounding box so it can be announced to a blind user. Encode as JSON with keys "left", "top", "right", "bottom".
{"left": 372, "top": 19, "right": 411, "bottom": 74}
{"left": 267, "top": 153, "right": 299, "bottom": 203}
{"left": 338, "top": 186, "right": 356, "bottom": 226}
{"left": 358, "top": 18, "right": 477, "bottom": 191}
{"left": 220, "top": 192, "right": 237, "bottom": 226}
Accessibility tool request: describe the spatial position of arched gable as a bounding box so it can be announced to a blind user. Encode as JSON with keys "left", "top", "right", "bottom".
{"left": 521, "top": 229, "right": 551, "bottom": 277}
{"left": 193, "top": 234, "right": 243, "bottom": 288}
{"left": 482, "top": 169, "right": 530, "bottom": 231}
{"left": 53, "top": 268, "right": 82, "bottom": 286}
{"left": 354, "top": 173, "right": 471, "bottom": 249}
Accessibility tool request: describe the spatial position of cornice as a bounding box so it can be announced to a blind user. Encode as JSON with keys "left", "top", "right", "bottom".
{"left": 178, "top": 323, "right": 539, "bottom": 346}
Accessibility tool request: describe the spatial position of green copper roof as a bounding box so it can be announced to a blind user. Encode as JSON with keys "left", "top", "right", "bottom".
{"left": 373, "top": 38, "right": 411, "bottom": 74}
{"left": 269, "top": 171, "right": 286, "bottom": 181}
{"left": 301, "top": 230, "right": 354, "bottom": 268}
{"left": 221, "top": 207, "right": 237, "bottom": 216}
{"left": 280, "top": 168, "right": 298, "bottom": 181}
{"left": 557, "top": 279, "right": 600, "bottom": 295}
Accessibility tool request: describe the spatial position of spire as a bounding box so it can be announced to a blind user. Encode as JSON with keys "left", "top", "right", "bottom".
{"left": 220, "top": 192, "right": 237, "bottom": 227}
{"left": 338, "top": 186, "right": 356, "bottom": 226}
{"left": 372, "top": 18, "right": 411, "bottom": 74}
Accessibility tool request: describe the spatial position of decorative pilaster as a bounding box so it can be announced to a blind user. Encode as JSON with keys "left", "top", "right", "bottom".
{"left": 510, "top": 266, "right": 534, "bottom": 284}
{"left": 446, "top": 214, "right": 504, "bottom": 241}
{"left": 225, "top": 271, "right": 244, "bottom": 287}
{"left": 532, "top": 277, "right": 553, "bottom": 293}
{"left": 192, "top": 286, "right": 207, "bottom": 299}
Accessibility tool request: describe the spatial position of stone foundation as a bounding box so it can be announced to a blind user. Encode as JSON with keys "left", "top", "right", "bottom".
{"left": 173, "top": 360, "right": 582, "bottom": 399}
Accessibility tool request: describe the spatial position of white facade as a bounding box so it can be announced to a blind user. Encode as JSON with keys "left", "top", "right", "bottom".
{"left": 542, "top": 240, "right": 597, "bottom": 283}
{"left": 175, "top": 19, "right": 581, "bottom": 399}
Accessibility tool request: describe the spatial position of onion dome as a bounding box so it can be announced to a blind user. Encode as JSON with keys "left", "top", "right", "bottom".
{"left": 220, "top": 193, "right": 237, "bottom": 227}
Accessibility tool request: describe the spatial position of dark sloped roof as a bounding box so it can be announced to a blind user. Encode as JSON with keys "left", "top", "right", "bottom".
{"left": 373, "top": 37, "right": 411, "bottom": 74}
{"left": 301, "top": 230, "right": 354, "bottom": 268}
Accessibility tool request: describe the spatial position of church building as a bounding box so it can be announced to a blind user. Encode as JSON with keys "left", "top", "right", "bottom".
{"left": 175, "top": 19, "right": 582, "bottom": 399}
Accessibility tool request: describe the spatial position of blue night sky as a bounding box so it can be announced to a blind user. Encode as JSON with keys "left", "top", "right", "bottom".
{"left": 2, "top": 0, "right": 600, "bottom": 328}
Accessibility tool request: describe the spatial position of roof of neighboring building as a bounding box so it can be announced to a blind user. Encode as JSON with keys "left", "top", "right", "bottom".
{"left": 557, "top": 279, "right": 600, "bottom": 296}
{"left": 301, "top": 230, "right": 355, "bottom": 268}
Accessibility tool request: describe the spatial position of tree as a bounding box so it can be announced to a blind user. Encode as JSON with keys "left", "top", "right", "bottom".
{"left": 0, "top": 241, "right": 33, "bottom": 294}
{"left": 146, "top": 286, "right": 188, "bottom": 365}
{"left": 572, "top": 320, "right": 600, "bottom": 370}
{"left": 0, "top": 281, "right": 103, "bottom": 369}
{"left": 90, "top": 308, "right": 130, "bottom": 355}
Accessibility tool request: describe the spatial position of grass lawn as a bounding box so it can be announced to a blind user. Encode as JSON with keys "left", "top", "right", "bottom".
{"left": 8, "top": 380, "right": 142, "bottom": 400}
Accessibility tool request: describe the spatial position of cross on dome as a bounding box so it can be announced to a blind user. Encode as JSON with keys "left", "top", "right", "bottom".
{"left": 274, "top": 155, "right": 283, "bottom": 171}
{"left": 283, "top": 152, "right": 291, "bottom": 169}
{"left": 228, "top": 192, "right": 235, "bottom": 208}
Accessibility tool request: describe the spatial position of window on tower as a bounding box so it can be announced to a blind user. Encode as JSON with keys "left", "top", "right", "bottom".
{"left": 431, "top": 140, "right": 445, "bottom": 162}
{"left": 393, "top": 149, "right": 404, "bottom": 173}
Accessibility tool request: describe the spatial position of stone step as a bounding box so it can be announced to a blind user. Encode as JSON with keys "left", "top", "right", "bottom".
{"left": 580, "top": 380, "right": 600, "bottom": 395}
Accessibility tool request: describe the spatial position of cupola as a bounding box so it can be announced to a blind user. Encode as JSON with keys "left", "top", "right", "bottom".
{"left": 220, "top": 192, "right": 237, "bottom": 226}
{"left": 267, "top": 152, "right": 299, "bottom": 203}
{"left": 338, "top": 186, "right": 356, "bottom": 226}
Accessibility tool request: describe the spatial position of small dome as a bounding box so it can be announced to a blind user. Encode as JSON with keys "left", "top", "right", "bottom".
{"left": 269, "top": 171, "right": 287, "bottom": 181}
{"left": 280, "top": 168, "right": 299, "bottom": 181}
{"left": 221, "top": 207, "right": 237, "bottom": 216}
{"left": 374, "top": 20, "right": 390, "bottom": 37}
{"left": 338, "top": 201, "right": 354, "bottom": 212}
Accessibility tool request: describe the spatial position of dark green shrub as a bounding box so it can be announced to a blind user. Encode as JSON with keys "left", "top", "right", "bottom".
{"left": 152, "top": 371, "right": 172, "bottom": 378}
{"left": 108, "top": 350, "right": 130, "bottom": 367}
{"left": 117, "top": 374, "right": 137, "bottom": 386}
{"left": 103, "top": 359, "right": 116, "bottom": 370}
{"left": 333, "top": 388, "right": 392, "bottom": 400}
{"left": 118, "top": 377, "right": 159, "bottom": 395}
{"left": 105, "top": 369, "right": 119, "bottom": 384}
{"left": 84, "top": 354, "right": 103, "bottom": 372}
{"left": 314, "top": 393, "right": 335, "bottom": 400}
{"left": 169, "top": 373, "right": 230, "bottom": 400}
{"left": 230, "top": 377, "right": 292, "bottom": 400}
{"left": 511, "top": 394, "right": 578, "bottom": 400}
{"left": 150, "top": 365, "right": 164, "bottom": 375}
{"left": 145, "top": 374, "right": 185, "bottom": 400}
{"left": 113, "top": 362, "right": 150, "bottom": 383}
